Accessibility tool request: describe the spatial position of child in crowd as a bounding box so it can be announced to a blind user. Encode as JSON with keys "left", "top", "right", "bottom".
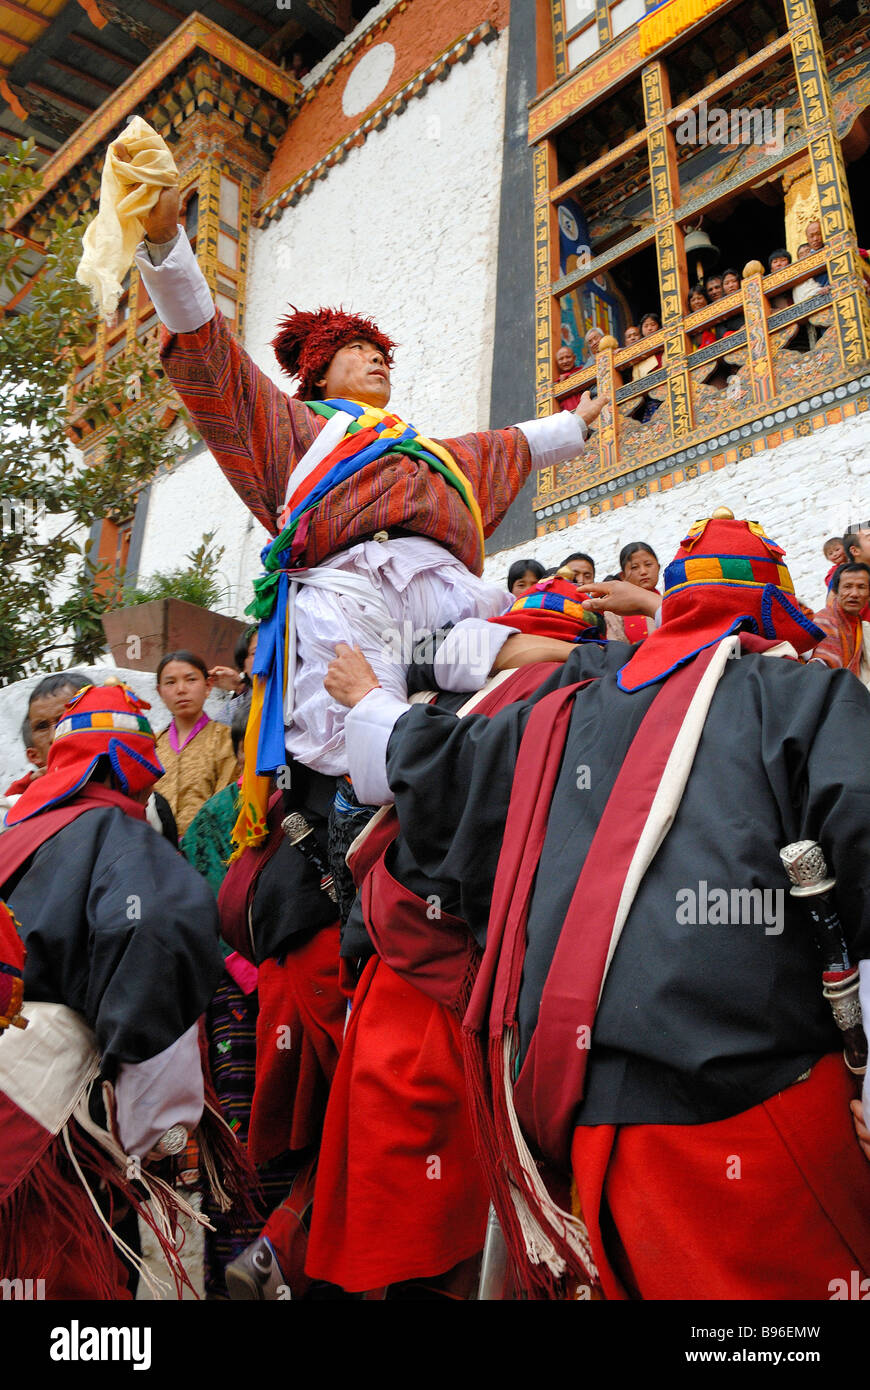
{"left": 507, "top": 558, "right": 545, "bottom": 597}
{"left": 154, "top": 650, "right": 238, "bottom": 837}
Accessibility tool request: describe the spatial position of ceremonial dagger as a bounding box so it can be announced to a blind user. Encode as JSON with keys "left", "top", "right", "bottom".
{"left": 779, "top": 839, "right": 867, "bottom": 1077}
{"left": 281, "top": 810, "right": 338, "bottom": 904}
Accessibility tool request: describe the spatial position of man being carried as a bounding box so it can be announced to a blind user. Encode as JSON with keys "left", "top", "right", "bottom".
{"left": 121, "top": 142, "right": 601, "bottom": 854}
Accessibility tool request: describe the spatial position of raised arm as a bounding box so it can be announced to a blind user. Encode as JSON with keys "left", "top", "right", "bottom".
{"left": 439, "top": 393, "right": 605, "bottom": 534}
{"left": 132, "top": 183, "right": 320, "bottom": 535}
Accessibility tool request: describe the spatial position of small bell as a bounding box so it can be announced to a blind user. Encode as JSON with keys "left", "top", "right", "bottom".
{"left": 683, "top": 225, "right": 720, "bottom": 284}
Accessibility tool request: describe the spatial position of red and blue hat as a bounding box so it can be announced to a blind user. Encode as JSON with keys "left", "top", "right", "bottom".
{"left": 618, "top": 509, "right": 825, "bottom": 691}
{"left": 5, "top": 679, "right": 163, "bottom": 827}
{"left": 490, "top": 574, "right": 605, "bottom": 644}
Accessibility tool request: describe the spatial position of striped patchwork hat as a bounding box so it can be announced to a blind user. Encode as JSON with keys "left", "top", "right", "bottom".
{"left": 490, "top": 574, "right": 605, "bottom": 644}
{"left": 5, "top": 679, "right": 163, "bottom": 826}
{"left": 618, "top": 509, "right": 824, "bottom": 691}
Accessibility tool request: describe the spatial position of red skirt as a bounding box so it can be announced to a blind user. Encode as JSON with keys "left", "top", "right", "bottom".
{"left": 570, "top": 1052, "right": 870, "bottom": 1299}
{"left": 248, "top": 924, "right": 345, "bottom": 1163}
{"left": 306, "top": 957, "right": 489, "bottom": 1291}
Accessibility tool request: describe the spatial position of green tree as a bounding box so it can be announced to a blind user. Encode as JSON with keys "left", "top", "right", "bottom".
{"left": 0, "top": 140, "right": 191, "bottom": 683}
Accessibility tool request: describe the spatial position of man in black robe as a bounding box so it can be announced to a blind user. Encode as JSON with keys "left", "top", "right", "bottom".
{"left": 0, "top": 679, "right": 225, "bottom": 1298}
{"left": 328, "top": 510, "right": 870, "bottom": 1299}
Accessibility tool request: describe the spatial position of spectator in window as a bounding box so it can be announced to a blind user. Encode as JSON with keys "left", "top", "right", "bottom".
{"left": 810, "top": 562, "right": 870, "bottom": 686}
{"left": 719, "top": 269, "right": 744, "bottom": 335}
{"left": 793, "top": 237, "right": 830, "bottom": 342}
{"left": 805, "top": 219, "right": 828, "bottom": 287}
{"left": 631, "top": 314, "right": 663, "bottom": 421}
{"left": 705, "top": 273, "right": 724, "bottom": 301}
{"left": 619, "top": 541, "right": 661, "bottom": 642}
{"left": 767, "top": 249, "right": 792, "bottom": 311}
{"left": 583, "top": 326, "right": 604, "bottom": 364}
{"left": 154, "top": 650, "right": 238, "bottom": 837}
{"left": 555, "top": 345, "right": 583, "bottom": 412}
{"left": 688, "top": 285, "right": 716, "bottom": 348}
{"left": 623, "top": 325, "right": 640, "bottom": 348}
{"left": 289, "top": 51, "right": 309, "bottom": 80}
{"left": 507, "top": 558, "right": 545, "bottom": 597}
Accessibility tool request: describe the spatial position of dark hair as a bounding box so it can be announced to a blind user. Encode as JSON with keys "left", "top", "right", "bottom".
{"left": 721, "top": 268, "right": 741, "bottom": 284}
{"left": 823, "top": 537, "right": 844, "bottom": 552}
{"left": 688, "top": 283, "right": 708, "bottom": 304}
{"left": 832, "top": 562, "right": 870, "bottom": 593}
{"left": 507, "top": 558, "right": 545, "bottom": 591}
{"left": 705, "top": 273, "right": 722, "bottom": 286}
{"left": 560, "top": 551, "right": 595, "bottom": 577}
{"left": 233, "top": 624, "right": 258, "bottom": 676}
{"left": 619, "top": 541, "right": 658, "bottom": 572}
{"left": 768, "top": 248, "right": 791, "bottom": 270}
{"left": 797, "top": 242, "right": 810, "bottom": 254}
{"left": 843, "top": 531, "right": 861, "bottom": 559}
{"left": 639, "top": 311, "right": 660, "bottom": 328}
{"left": 156, "top": 649, "right": 209, "bottom": 683}
{"left": 230, "top": 701, "right": 250, "bottom": 757}
{"left": 23, "top": 670, "right": 90, "bottom": 748}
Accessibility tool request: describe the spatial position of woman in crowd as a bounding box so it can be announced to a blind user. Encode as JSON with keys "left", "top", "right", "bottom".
{"left": 507, "top": 558, "right": 545, "bottom": 597}
{"left": 154, "top": 650, "right": 239, "bottom": 837}
{"left": 688, "top": 285, "right": 716, "bottom": 349}
{"left": 619, "top": 541, "right": 661, "bottom": 642}
{"left": 719, "top": 269, "right": 744, "bottom": 334}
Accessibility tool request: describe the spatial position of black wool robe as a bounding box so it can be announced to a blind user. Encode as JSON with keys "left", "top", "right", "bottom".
{"left": 384, "top": 642, "right": 870, "bottom": 1126}
{"left": 5, "top": 806, "right": 224, "bottom": 1076}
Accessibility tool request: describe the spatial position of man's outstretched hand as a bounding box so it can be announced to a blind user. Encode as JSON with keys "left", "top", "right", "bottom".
{"left": 574, "top": 390, "right": 606, "bottom": 431}
{"left": 115, "top": 143, "right": 181, "bottom": 243}
{"left": 325, "top": 643, "right": 381, "bottom": 709}
{"left": 583, "top": 580, "right": 662, "bottom": 618}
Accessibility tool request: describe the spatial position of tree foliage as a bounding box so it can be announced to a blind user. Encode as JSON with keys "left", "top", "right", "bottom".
{"left": 0, "top": 141, "right": 192, "bottom": 683}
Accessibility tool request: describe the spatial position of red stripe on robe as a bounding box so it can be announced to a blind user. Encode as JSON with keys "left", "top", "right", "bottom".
{"left": 570, "top": 1052, "right": 870, "bottom": 1300}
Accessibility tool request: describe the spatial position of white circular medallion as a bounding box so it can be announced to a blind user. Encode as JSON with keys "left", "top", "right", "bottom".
{"left": 342, "top": 43, "right": 396, "bottom": 117}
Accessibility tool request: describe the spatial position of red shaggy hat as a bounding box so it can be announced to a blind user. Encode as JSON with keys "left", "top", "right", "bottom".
{"left": 618, "top": 509, "right": 824, "bottom": 691}
{"left": 5, "top": 679, "right": 163, "bottom": 827}
{"left": 272, "top": 306, "right": 396, "bottom": 399}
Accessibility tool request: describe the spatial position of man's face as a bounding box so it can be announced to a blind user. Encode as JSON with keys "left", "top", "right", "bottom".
{"left": 806, "top": 220, "right": 823, "bottom": 251}
{"left": 27, "top": 688, "right": 76, "bottom": 767}
{"left": 563, "top": 557, "right": 595, "bottom": 586}
{"left": 556, "top": 346, "right": 576, "bottom": 374}
{"left": 586, "top": 329, "right": 603, "bottom": 355}
{"left": 624, "top": 326, "right": 641, "bottom": 346}
{"left": 706, "top": 277, "right": 723, "bottom": 300}
{"left": 848, "top": 530, "right": 870, "bottom": 564}
{"left": 770, "top": 255, "right": 790, "bottom": 273}
{"left": 317, "top": 339, "right": 391, "bottom": 408}
{"left": 838, "top": 572, "right": 870, "bottom": 615}
{"left": 797, "top": 244, "right": 811, "bottom": 260}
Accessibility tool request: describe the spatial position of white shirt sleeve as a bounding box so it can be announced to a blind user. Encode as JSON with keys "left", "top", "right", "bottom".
{"left": 345, "top": 687, "right": 413, "bottom": 807}
{"left": 114, "top": 1023, "right": 204, "bottom": 1159}
{"left": 515, "top": 411, "right": 587, "bottom": 469}
{"left": 133, "top": 227, "right": 215, "bottom": 333}
{"left": 432, "top": 618, "right": 518, "bottom": 693}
